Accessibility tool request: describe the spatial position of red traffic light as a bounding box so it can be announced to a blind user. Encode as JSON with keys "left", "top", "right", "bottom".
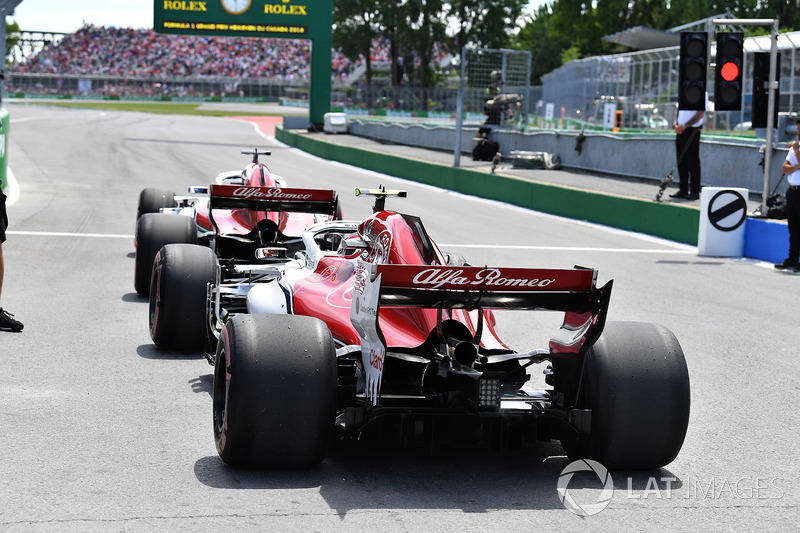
{"left": 720, "top": 61, "right": 739, "bottom": 82}
{"left": 714, "top": 32, "right": 743, "bottom": 111}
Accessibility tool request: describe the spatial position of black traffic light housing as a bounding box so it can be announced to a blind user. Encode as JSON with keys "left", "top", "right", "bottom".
{"left": 752, "top": 52, "right": 780, "bottom": 129}
{"left": 679, "top": 32, "right": 708, "bottom": 111}
{"left": 714, "top": 32, "right": 744, "bottom": 111}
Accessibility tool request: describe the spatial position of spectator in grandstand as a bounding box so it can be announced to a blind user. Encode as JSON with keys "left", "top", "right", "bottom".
{"left": 12, "top": 25, "right": 349, "bottom": 81}
{"left": 670, "top": 92, "right": 707, "bottom": 200}
{"left": 775, "top": 118, "right": 800, "bottom": 271}
{"left": 0, "top": 183, "right": 23, "bottom": 332}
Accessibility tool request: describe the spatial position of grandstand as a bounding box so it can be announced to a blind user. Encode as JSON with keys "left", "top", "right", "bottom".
{"left": 5, "top": 24, "right": 456, "bottom": 113}
{"left": 11, "top": 24, "right": 357, "bottom": 80}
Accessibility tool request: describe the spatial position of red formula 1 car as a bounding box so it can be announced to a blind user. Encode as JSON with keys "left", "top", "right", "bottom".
{"left": 134, "top": 148, "right": 340, "bottom": 297}
{"left": 152, "top": 187, "right": 690, "bottom": 471}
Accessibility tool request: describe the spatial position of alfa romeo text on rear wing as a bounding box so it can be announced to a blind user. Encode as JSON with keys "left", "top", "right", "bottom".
{"left": 367, "top": 263, "right": 606, "bottom": 312}
{"left": 209, "top": 185, "right": 339, "bottom": 216}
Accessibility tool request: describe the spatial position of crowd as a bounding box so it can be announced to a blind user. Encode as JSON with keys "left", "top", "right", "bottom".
{"left": 12, "top": 24, "right": 358, "bottom": 80}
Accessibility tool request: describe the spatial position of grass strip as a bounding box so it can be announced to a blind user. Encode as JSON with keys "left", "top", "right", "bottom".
{"left": 27, "top": 101, "right": 281, "bottom": 117}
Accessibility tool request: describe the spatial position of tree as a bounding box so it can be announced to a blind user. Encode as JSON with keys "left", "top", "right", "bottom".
{"left": 448, "top": 0, "right": 525, "bottom": 52}
{"left": 333, "top": 0, "right": 381, "bottom": 84}
{"left": 376, "top": 2, "right": 403, "bottom": 86}
{"left": 401, "top": 0, "right": 447, "bottom": 93}
{"left": 5, "top": 20, "right": 20, "bottom": 66}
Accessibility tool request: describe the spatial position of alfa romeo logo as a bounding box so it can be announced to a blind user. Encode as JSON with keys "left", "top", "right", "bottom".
{"left": 557, "top": 459, "right": 614, "bottom": 516}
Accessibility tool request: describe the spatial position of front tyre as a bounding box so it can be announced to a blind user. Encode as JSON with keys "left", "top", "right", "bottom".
{"left": 149, "top": 243, "right": 216, "bottom": 351}
{"left": 564, "top": 321, "right": 690, "bottom": 470}
{"left": 213, "top": 314, "right": 337, "bottom": 469}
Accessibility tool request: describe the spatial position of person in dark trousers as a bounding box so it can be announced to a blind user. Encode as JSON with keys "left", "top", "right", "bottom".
{"left": 775, "top": 118, "right": 800, "bottom": 271}
{"left": 670, "top": 98, "right": 706, "bottom": 200}
{"left": 0, "top": 186, "right": 23, "bottom": 332}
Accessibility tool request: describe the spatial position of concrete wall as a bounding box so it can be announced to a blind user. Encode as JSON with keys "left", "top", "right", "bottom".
{"left": 348, "top": 120, "right": 788, "bottom": 196}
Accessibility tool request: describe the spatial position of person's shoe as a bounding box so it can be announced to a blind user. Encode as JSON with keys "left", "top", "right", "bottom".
{"left": 774, "top": 259, "right": 799, "bottom": 270}
{"left": 0, "top": 308, "right": 23, "bottom": 332}
{"left": 686, "top": 193, "right": 700, "bottom": 200}
{"left": 670, "top": 191, "right": 688, "bottom": 199}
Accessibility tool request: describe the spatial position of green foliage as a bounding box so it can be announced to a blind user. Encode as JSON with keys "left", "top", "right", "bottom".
{"left": 333, "top": 0, "right": 523, "bottom": 89}
{"left": 6, "top": 20, "right": 20, "bottom": 64}
{"left": 560, "top": 45, "right": 581, "bottom": 64}
{"left": 333, "top": 0, "right": 381, "bottom": 83}
{"left": 333, "top": 0, "right": 800, "bottom": 88}
{"left": 448, "top": 0, "right": 525, "bottom": 50}
{"left": 513, "top": 0, "right": 800, "bottom": 85}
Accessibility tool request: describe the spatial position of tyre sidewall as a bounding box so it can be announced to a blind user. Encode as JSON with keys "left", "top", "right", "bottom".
{"left": 137, "top": 188, "right": 176, "bottom": 221}
{"left": 213, "top": 314, "right": 337, "bottom": 469}
{"left": 149, "top": 243, "right": 216, "bottom": 350}
{"left": 134, "top": 213, "right": 197, "bottom": 296}
{"left": 581, "top": 321, "right": 691, "bottom": 470}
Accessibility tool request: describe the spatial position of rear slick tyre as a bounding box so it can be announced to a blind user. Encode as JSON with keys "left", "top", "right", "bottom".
{"left": 566, "top": 321, "right": 690, "bottom": 470}
{"left": 137, "top": 188, "right": 176, "bottom": 221}
{"left": 134, "top": 213, "right": 197, "bottom": 296}
{"left": 149, "top": 243, "right": 216, "bottom": 351}
{"left": 213, "top": 314, "right": 337, "bottom": 469}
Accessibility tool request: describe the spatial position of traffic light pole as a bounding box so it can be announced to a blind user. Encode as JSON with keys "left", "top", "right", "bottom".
{"left": 710, "top": 18, "right": 779, "bottom": 215}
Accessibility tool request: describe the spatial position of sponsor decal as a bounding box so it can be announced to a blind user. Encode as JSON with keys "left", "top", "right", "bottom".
{"left": 163, "top": 1, "right": 207, "bottom": 11}
{"left": 308, "top": 264, "right": 338, "bottom": 283}
{"left": 375, "top": 265, "right": 595, "bottom": 292}
{"left": 264, "top": 1, "right": 308, "bottom": 16}
{"left": 351, "top": 260, "right": 386, "bottom": 406}
{"left": 230, "top": 187, "right": 314, "bottom": 200}
{"left": 324, "top": 281, "right": 354, "bottom": 309}
{"left": 362, "top": 229, "right": 392, "bottom": 264}
{"left": 411, "top": 267, "right": 556, "bottom": 290}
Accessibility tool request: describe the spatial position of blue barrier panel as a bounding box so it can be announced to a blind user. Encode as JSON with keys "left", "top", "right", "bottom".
{"left": 744, "top": 217, "right": 789, "bottom": 263}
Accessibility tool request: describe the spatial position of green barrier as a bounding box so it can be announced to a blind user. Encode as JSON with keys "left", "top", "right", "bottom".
{"left": 276, "top": 125, "right": 700, "bottom": 245}
{"left": 0, "top": 108, "right": 8, "bottom": 192}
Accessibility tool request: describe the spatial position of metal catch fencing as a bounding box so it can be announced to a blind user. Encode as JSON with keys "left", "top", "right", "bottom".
{"left": 540, "top": 30, "right": 800, "bottom": 133}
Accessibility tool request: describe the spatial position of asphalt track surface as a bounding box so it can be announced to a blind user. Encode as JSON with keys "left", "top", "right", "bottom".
{"left": 1, "top": 102, "right": 797, "bottom": 531}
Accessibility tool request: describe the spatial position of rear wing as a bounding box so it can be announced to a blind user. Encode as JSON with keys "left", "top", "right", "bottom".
{"left": 351, "top": 260, "right": 613, "bottom": 405}
{"left": 368, "top": 264, "right": 601, "bottom": 312}
{"left": 209, "top": 185, "right": 339, "bottom": 216}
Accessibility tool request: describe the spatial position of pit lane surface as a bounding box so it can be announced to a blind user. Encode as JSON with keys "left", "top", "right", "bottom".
{"left": 1, "top": 103, "right": 797, "bottom": 531}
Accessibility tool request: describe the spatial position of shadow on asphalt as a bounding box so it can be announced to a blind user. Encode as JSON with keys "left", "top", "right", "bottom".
{"left": 192, "top": 433, "right": 683, "bottom": 515}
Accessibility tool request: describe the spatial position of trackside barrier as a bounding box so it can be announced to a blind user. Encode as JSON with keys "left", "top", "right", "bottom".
{"left": 745, "top": 217, "right": 789, "bottom": 263}
{"left": 0, "top": 108, "right": 8, "bottom": 192}
{"left": 276, "top": 125, "right": 790, "bottom": 263}
{"left": 697, "top": 188, "right": 749, "bottom": 257}
{"left": 276, "top": 125, "right": 701, "bottom": 245}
